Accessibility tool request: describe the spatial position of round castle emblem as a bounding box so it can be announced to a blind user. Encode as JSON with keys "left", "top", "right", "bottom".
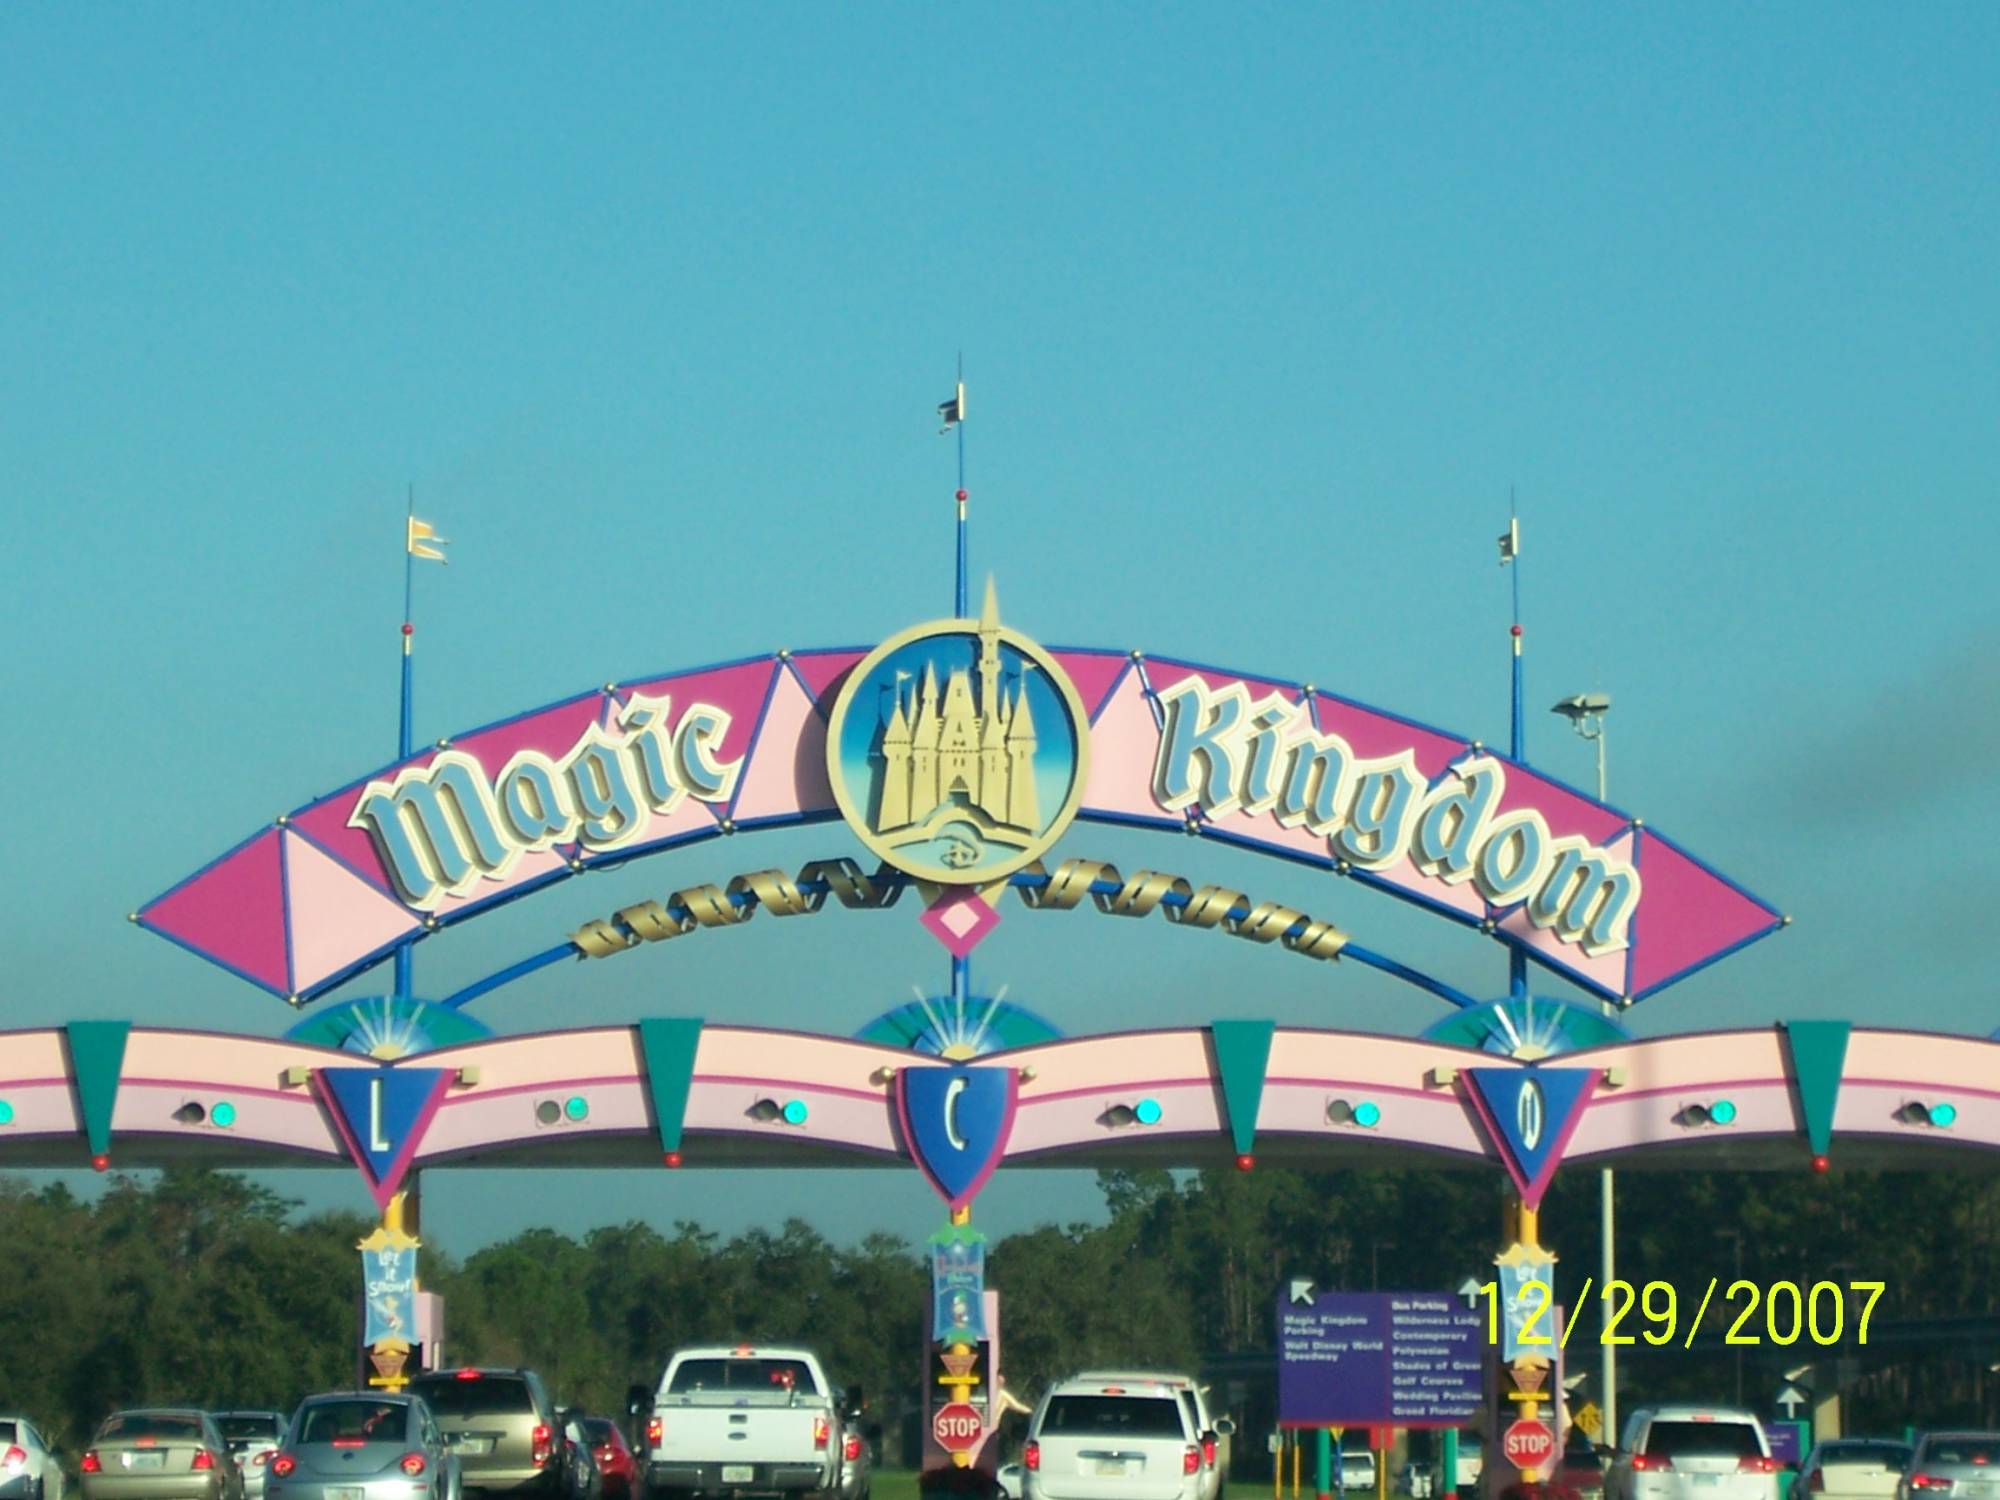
{"left": 826, "top": 580, "right": 1089, "bottom": 885}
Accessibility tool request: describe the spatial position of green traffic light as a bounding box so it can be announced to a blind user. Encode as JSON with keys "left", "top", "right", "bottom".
{"left": 0, "top": 1100, "right": 13, "bottom": 1126}
{"left": 565, "top": 1096, "right": 590, "bottom": 1122}
{"left": 782, "top": 1099, "right": 809, "bottom": 1125}
{"left": 1135, "top": 1098, "right": 1163, "bottom": 1125}
{"left": 210, "top": 1100, "right": 237, "bottom": 1129}
{"left": 1931, "top": 1102, "right": 1958, "bottom": 1128}
{"left": 1353, "top": 1101, "right": 1382, "bottom": 1128}
{"left": 1710, "top": 1099, "right": 1738, "bottom": 1125}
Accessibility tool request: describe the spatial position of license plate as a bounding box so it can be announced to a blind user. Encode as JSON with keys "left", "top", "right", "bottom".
{"left": 1962, "top": 1487, "right": 1993, "bottom": 1499}
{"left": 330, "top": 1489, "right": 365, "bottom": 1500}
{"left": 1692, "top": 1477, "right": 1720, "bottom": 1487}
{"left": 722, "top": 1466, "right": 756, "bottom": 1484}
{"left": 124, "top": 1453, "right": 167, "bottom": 1470}
{"left": 1095, "top": 1462, "right": 1128, "bottom": 1477}
{"left": 453, "top": 1438, "right": 493, "bottom": 1456}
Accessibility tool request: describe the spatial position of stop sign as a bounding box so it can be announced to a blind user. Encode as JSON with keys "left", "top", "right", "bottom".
{"left": 933, "top": 1402, "right": 984, "bottom": 1453}
{"left": 1503, "top": 1419, "right": 1556, "bottom": 1471}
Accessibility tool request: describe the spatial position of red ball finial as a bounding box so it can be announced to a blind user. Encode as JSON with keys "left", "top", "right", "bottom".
{"left": 91, "top": 1153, "right": 110, "bottom": 1172}
{"left": 955, "top": 489, "right": 968, "bottom": 502}
{"left": 1510, "top": 624, "right": 1523, "bottom": 637}
{"left": 1810, "top": 1154, "right": 1830, "bottom": 1174}
{"left": 1235, "top": 1153, "right": 1255, "bottom": 1172}
{"left": 401, "top": 623, "right": 414, "bottom": 636}
{"left": 664, "top": 1151, "right": 683, "bottom": 1168}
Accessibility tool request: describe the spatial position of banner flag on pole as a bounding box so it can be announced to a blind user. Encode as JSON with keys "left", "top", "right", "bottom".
{"left": 406, "top": 517, "right": 449, "bottom": 563}
{"left": 938, "top": 382, "right": 965, "bottom": 433}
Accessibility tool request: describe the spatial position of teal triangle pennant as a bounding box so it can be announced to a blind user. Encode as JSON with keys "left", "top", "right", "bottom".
{"left": 1209, "top": 1020, "right": 1275, "bottom": 1157}
{"left": 639, "top": 1018, "right": 704, "bottom": 1155}
{"left": 65, "top": 1021, "right": 130, "bottom": 1162}
{"left": 1783, "top": 1020, "right": 1849, "bottom": 1158}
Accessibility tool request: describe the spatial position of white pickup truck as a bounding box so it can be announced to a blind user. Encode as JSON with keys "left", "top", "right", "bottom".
{"left": 644, "top": 1345, "right": 846, "bottom": 1500}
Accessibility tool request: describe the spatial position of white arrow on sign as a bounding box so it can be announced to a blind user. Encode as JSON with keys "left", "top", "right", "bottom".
{"left": 1458, "top": 1277, "right": 1484, "bottom": 1308}
{"left": 1290, "top": 1279, "right": 1317, "bottom": 1305}
{"left": 1776, "top": 1385, "right": 1809, "bottom": 1418}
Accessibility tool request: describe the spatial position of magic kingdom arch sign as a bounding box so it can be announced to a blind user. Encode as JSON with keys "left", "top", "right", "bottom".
{"left": 138, "top": 588, "right": 1781, "bottom": 1009}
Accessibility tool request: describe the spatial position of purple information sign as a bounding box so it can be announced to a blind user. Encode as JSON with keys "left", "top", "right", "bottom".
{"left": 1278, "top": 1290, "right": 1484, "bottom": 1428}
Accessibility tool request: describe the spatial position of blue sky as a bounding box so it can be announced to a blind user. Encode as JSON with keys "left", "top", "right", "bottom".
{"left": 2, "top": 5, "right": 1995, "bottom": 1254}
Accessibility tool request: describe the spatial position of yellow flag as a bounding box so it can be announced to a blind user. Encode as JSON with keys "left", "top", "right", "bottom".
{"left": 406, "top": 517, "right": 448, "bottom": 563}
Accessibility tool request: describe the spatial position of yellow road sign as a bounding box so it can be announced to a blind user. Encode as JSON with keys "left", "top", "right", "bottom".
{"left": 1574, "top": 1402, "right": 1603, "bottom": 1440}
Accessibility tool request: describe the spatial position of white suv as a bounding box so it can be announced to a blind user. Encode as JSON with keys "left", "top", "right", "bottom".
{"left": 1025, "top": 1378, "right": 1205, "bottom": 1500}
{"left": 1067, "top": 1374, "right": 1233, "bottom": 1500}
{"left": 1607, "top": 1407, "right": 1781, "bottom": 1500}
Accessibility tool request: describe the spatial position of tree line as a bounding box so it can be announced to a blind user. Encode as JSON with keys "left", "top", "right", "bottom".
{"left": 1, "top": 1162, "right": 1994, "bottom": 1459}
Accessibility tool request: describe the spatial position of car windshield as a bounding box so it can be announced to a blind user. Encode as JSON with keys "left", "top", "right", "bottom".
{"left": 583, "top": 1421, "right": 622, "bottom": 1447}
{"left": 1822, "top": 1443, "right": 1911, "bottom": 1467}
{"left": 409, "top": 1375, "right": 536, "bottom": 1418}
{"left": 1922, "top": 1439, "right": 2000, "bottom": 1467}
{"left": 99, "top": 1415, "right": 203, "bottom": 1443}
{"left": 0, "top": 1424, "right": 14, "bottom": 1444}
{"left": 297, "top": 1403, "right": 409, "bottom": 1446}
{"left": 668, "top": 1359, "right": 820, "bottom": 1397}
{"left": 1645, "top": 1422, "right": 1763, "bottom": 1459}
{"left": 1040, "top": 1396, "right": 1186, "bottom": 1439}
{"left": 217, "top": 1417, "right": 283, "bottom": 1443}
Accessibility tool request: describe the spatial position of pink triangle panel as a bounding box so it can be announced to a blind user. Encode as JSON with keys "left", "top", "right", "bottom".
{"left": 1080, "top": 672, "right": 1178, "bottom": 825}
{"left": 1496, "top": 902, "right": 1630, "bottom": 997}
{"left": 1484, "top": 760, "right": 1630, "bottom": 845}
{"left": 1309, "top": 693, "right": 1466, "bottom": 782}
{"left": 732, "top": 669, "right": 836, "bottom": 823}
{"left": 283, "top": 833, "right": 422, "bottom": 995}
{"left": 1626, "top": 828, "right": 1783, "bottom": 995}
{"left": 615, "top": 659, "right": 782, "bottom": 771}
{"left": 141, "top": 826, "right": 292, "bottom": 994}
{"left": 786, "top": 649, "right": 866, "bottom": 707}
{"left": 1049, "top": 649, "right": 1131, "bottom": 721}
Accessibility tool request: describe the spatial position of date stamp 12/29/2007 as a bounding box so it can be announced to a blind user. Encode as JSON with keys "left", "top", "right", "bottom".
{"left": 1478, "top": 1278, "right": 1885, "bottom": 1350}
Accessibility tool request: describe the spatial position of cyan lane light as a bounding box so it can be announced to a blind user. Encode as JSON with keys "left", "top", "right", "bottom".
{"left": 564, "top": 1095, "right": 590, "bottom": 1122}
{"left": 1710, "top": 1098, "right": 1738, "bottom": 1125}
{"left": 1326, "top": 1098, "right": 1382, "bottom": 1128}
{"left": 781, "top": 1099, "right": 809, "bottom": 1125}
{"left": 1677, "top": 1099, "right": 1739, "bottom": 1127}
{"left": 0, "top": 1100, "right": 13, "bottom": 1125}
{"left": 1134, "top": 1098, "right": 1163, "bottom": 1126}
{"left": 210, "top": 1100, "right": 238, "bottom": 1128}
{"left": 1899, "top": 1100, "right": 1958, "bottom": 1128}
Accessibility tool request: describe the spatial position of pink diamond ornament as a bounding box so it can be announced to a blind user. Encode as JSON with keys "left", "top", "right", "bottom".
{"left": 920, "top": 889, "right": 1002, "bottom": 958}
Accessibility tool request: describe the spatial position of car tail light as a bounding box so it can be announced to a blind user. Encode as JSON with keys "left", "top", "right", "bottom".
{"left": 1738, "top": 1458, "right": 1780, "bottom": 1474}
{"left": 82, "top": 1453, "right": 102, "bottom": 1475}
{"left": 533, "top": 1425, "right": 553, "bottom": 1466}
{"left": 1631, "top": 1455, "right": 1674, "bottom": 1472}
{"left": 813, "top": 1417, "right": 829, "bottom": 1451}
{"left": 1184, "top": 1446, "right": 1202, "bottom": 1475}
{"left": 1910, "top": 1478, "right": 1954, "bottom": 1492}
{"left": 1024, "top": 1442, "right": 1040, "bottom": 1473}
{"left": 844, "top": 1435, "right": 862, "bottom": 1463}
{"left": 333, "top": 1440, "right": 366, "bottom": 1450}
{"left": 193, "top": 1450, "right": 217, "bottom": 1472}
{"left": 646, "top": 1417, "right": 662, "bottom": 1448}
{"left": 1203, "top": 1437, "right": 1218, "bottom": 1469}
{"left": 455, "top": 1370, "right": 483, "bottom": 1381}
{"left": 401, "top": 1454, "right": 427, "bottom": 1476}
{"left": 1, "top": 1449, "right": 24, "bottom": 1471}
{"left": 254, "top": 1451, "right": 276, "bottom": 1468}
{"left": 272, "top": 1456, "right": 297, "bottom": 1478}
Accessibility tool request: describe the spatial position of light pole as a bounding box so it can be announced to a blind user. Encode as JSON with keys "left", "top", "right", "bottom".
{"left": 1552, "top": 693, "right": 1614, "bottom": 1440}
{"left": 1372, "top": 1240, "right": 1399, "bottom": 1291}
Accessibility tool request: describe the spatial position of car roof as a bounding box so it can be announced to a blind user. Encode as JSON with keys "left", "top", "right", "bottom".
{"left": 298, "top": 1392, "right": 418, "bottom": 1405}
{"left": 1046, "top": 1377, "right": 1188, "bottom": 1399}
{"left": 104, "top": 1409, "right": 209, "bottom": 1420}
{"left": 1920, "top": 1433, "right": 2000, "bottom": 1443}
{"left": 1638, "top": 1407, "right": 1764, "bottom": 1423}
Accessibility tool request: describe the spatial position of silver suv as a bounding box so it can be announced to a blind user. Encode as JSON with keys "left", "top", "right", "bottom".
{"left": 406, "top": 1371, "right": 565, "bottom": 1500}
{"left": 1607, "top": 1407, "right": 1779, "bottom": 1500}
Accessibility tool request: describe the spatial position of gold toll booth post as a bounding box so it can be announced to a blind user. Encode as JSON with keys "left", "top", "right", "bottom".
{"left": 1490, "top": 1200, "right": 1561, "bottom": 1498}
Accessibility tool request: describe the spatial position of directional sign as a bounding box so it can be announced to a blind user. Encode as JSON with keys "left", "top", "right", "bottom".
{"left": 933, "top": 1403, "right": 984, "bottom": 1454}
{"left": 1278, "top": 1290, "right": 1483, "bottom": 1427}
{"left": 1572, "top": 1402, "right": 1603, "bottom": 1441}
{"left": 1776, "top": 1384, "right": 1809, "bottom": 1418}
{"left": 1503, "top": 1419, "right": 1556, "bottom": 1472}
{"left": 1291, "top": 1279, "right": 1318, "bottom": 1305}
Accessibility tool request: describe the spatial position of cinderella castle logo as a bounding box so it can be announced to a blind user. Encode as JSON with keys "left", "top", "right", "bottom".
{"left": 874, "top": 581, "right": 1040, "bottom": 856}
{"left": 827, "top": 580, "right": 1089, "bottom": 885}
